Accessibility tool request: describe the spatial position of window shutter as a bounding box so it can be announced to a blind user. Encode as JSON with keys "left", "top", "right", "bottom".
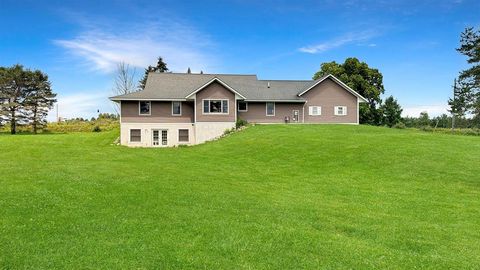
{"left": 344, "top": 107, "right": 347, "bottom": 115}
{"left": 203, "top": 100, "right": 209, "bottom": 113}
{"left": 308, "top": 106, "right": 313, "bottom": 116}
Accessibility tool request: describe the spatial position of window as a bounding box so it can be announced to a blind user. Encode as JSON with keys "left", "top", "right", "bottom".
{"left": 203, "top": 99, "right": 229, "bottom": 114}
{"left": 309, "top": 106, "right": 322, "bottom": 116}
{"left": 172, "top": 101, "right": 182, "bottom": 116}
{"left": 179, "top": 129, "right": 189, "bottom": 142}
{"left": 161, "top": 130, "right": 168, "bottom": 146}
{"left": 139, "top": 101, "right": 151, "bottom": 115}
{"left": 130, "top": 129, "right": 141, "bottom": 142}
{"left": 266, "top": 102, "right": 275, "bottom": 116}
{"left": 334, "top": 106, "right": 347, "bottom": 116}
{"left": 238, "top": 101, "right": 248, "bottom": 112}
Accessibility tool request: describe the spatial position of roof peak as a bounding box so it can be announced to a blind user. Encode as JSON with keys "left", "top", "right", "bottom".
{"left": 148, "top": 72, "right": 257, "bottom": 77}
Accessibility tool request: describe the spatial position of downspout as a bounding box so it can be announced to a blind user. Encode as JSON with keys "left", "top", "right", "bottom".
{"left": 302, "top": 101, "right": 306, "bottom": 123}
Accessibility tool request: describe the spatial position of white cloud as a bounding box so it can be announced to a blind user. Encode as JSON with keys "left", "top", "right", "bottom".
{"left": 47, "top": 92, "right": 113, "bottom": 122}
{"left": 54, "top": 21, "right": 217, "bottom": 73}
{"left": 402, "top": 104, "right": 450, "bottom": 117}
{"left": 299, "top": 30, "right": 378, "bottom": 54}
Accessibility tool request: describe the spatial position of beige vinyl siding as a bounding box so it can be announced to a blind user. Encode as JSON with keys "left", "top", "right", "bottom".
{"left": 238, "top": 102, "right": 304, "bottom": 123}
{"left": 121, "top": 101, "right": 194, "bottom": 123}
{"left": 302, "top": 78, "right": 358, "bottom": 123}
{"left": 195, "top": 81, "right": 236, "bottom": 122}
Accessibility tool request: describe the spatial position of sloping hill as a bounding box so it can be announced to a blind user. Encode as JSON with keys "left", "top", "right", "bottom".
{"left": 1, "top": 125, "right": 479, "bottom": 269}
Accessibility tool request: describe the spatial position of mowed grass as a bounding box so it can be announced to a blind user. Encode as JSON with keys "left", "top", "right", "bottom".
{"left": 0, "top": 125, "right": 479, "bottom": 269}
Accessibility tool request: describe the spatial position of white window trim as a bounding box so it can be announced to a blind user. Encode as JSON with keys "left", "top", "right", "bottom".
{"left": 172, "top": 101, "right": 182, "bottom": 116}
{"left": 202, "top": 99, "right": 230, "bottom": 115}
{"left": 129, "top": 129, "right": 142, "bottom": 143}
{"left": 238, "top": 101, "right": 248, "bottom": 112}
{"left": 266, "top": 102, "right": 275, "bottom": 116}
{"left": 309, "top": 106, "right": 322, "bottom": 116}
{"left": 334, "top": 106, "right": 348, "bottom": 116}
{"left": 139, "top": 101, "right": 151, "bottom": 116}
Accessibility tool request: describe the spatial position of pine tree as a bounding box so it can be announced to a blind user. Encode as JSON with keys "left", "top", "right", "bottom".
{"left": 187, "top": 67, "right": 191, "bottom": 74}
{"left": 24, "top": 70, "right": 57, "bottom": 134}
{"left": 448, "top": 78, "right": 472, "bottom": 129}
{"left": 457, "top": 27, "right": 480, "bottom": 120}
{"left": 0, "top": 65, "right": 30, "bottom": 134}
{"left": 380, "top": 96, "right": 403, "bottom": 127}
{"left": 138, "top": 57, "right": 169, "bottom": 90}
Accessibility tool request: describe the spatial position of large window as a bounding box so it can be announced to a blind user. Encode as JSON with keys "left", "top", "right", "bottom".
{"left": 266, "top": 102, "right": 275, "bottom": 116}
{"left": 130, "top": 129, "right": 141, "bottom": 142}
{"left": 203, "top": 99, "right": 229, "bottom": 114}
{"left": 238, "top": 101, "right": 248, "bottom": 112}
{"left": 178, "top": 129, "right": 189, "bottom": 142}
{"left": 309, "top": 106, "right": 322, "bottom": 116}
{"left": 334, "top": 106, "right": 347, "bottom": 116}
{"left": 172, "top": 101, "right": 182, "bottom": 116}
{"left": 139, "top": 101, "right": 151, "bottom": 115}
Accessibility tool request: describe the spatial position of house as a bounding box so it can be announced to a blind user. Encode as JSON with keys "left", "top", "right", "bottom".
{"left": 110, "top": 73, "right": 367, "bottom": 147}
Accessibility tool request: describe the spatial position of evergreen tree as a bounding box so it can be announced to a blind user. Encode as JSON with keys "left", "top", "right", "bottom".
{"left": 0, "top": 65, "right": 30, "bottom": 134}
{"left": 457, "top": 27, "right": 480, "bottom": 119}
{"left": 448, "top": 78, "right": 473, "bottom": 129}
{"left": 380, "top": 96, "right": 403, "bottom": 127}
{"left": 138, "top": 57, "right": 169, "bottom": 90}
{"left": 187, "top": 67, "right": 191, "bottom": 74}
{"left": 24, "top": 70, "right": 57, "bottom": 134}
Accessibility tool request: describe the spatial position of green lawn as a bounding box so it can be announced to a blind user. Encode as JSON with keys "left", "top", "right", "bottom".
{"left": 1, "top": 125, "right": 479, "bottom": 269}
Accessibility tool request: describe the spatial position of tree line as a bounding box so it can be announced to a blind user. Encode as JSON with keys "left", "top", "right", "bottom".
{"left": 0, "top": 65, "right": 57, "bottom": 134}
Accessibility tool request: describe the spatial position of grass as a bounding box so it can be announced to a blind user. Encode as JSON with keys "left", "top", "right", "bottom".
{"left": 0, "top": 125, "right": 479, "bottom": 269}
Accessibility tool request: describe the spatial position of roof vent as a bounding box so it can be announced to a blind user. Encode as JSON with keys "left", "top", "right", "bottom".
{"left": 267, "top": 82, "right": 270, "bottom": 88}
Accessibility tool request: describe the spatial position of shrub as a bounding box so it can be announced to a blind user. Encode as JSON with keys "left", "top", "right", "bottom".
{"left": 420, "top": 126, "right": 433, "bottom": 132}
{"left": 236, "top": 119, "right": 248, "bottom": 129}
{"left": 92, "top": 125, "right": 101, "bottom": 132}
{"left": 223, "top": 128, "right": 234, "bottom": 136}
{"left": 393, "top": 122, "right": 406, "bottom": 129}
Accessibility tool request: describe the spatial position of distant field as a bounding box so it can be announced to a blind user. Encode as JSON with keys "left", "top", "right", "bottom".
{"left": 0, "top": 125, "right": 479, "bottom": 269}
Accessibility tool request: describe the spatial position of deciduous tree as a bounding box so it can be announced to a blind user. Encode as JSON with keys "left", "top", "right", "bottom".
{"left": 313, "top": 58, "right": 385, "bottom": 124}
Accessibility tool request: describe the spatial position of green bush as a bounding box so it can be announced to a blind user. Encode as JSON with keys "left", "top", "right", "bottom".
{"left": 393, "top": 122, "right": 406, "bottom": 129}
{"left": 420, "top": 126, "right": 433, "bottom": 132}
{"left": 236, "top": 119, "right": 248, "bottom": 129}
{"left": 92, "top": 125, "right": 101, "bottom": 132}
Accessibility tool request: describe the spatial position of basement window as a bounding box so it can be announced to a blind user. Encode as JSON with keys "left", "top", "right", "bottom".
{"left": 178, "top": 129, "right": 189, "bottom": 142}
{"left": 130, "top": 129, "right": 141, "bottom": 142}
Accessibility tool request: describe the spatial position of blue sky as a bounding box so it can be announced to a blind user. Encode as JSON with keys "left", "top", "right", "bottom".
{"left": 1, "top": 0, "right": 479, "bottom": 120}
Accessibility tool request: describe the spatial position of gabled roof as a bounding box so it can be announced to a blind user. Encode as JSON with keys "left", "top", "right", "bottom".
{"left": 184, "top": 77, "right": 246, "bottom": 99}
{"left": 298, "top": 74, "right": 368, "bottom": 102}
{"left": 109, "top": 72, "right": 367, "bottom": 102}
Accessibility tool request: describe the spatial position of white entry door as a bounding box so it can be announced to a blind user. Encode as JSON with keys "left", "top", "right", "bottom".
{"left": 152, "top": 129, "right": 168, "bottom": 146}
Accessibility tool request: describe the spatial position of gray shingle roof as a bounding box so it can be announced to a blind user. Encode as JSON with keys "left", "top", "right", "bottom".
{"left": 110, "top": 72, "right": 322, "bottom": 101}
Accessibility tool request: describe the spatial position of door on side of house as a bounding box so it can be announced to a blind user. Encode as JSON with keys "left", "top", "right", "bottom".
{"left": 152, "top": 129, "right": 168, "bottom": 146}
{"left": 292, "top": 110, "right": 299, "bottom": 123}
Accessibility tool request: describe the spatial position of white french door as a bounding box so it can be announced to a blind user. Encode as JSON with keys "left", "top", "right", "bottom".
{"left": 152, "top": 129, "right": 168, "bottom": 146}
